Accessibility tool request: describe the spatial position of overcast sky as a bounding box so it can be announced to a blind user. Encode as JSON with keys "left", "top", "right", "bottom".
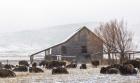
{"left": 0, "top": 0, "right": 140, "bottom": 50}
{"left": 0, "top": 0, "right": 140, "bottom": 33}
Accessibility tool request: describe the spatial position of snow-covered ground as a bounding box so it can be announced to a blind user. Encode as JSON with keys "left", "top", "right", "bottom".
{"left": 0, "top": 65, "right": 140, "bottom": 83}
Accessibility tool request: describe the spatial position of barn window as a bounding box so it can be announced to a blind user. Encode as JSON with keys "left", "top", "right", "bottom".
{"left": 61, "top": 46, "right": 67, "bottom": 54}
{"left": 81, "top": 46, "right": 87, "bottom": 53}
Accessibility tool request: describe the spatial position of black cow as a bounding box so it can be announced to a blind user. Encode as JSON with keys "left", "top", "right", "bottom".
{"left": 91, "top": 60, "right": 99, "bottom": 67}
{"left": 29, "top": 62, "right": 44, "bottom": 73}
{"left": 4, "top": 64, "right": 15, "bottom": 70}
{"left": 29, "top": 67, "right": 44, "bottom": 73}
{"left": 52, "top": 67, "right": 69, "bottom": 74}
{"left": 123, "top": 60, "right": 140, "bottom": 69}
{"left": 119, "top": 64, "right": 137, "bottom": 75}
{"left": 0, "top": 69, "right": 16, "bottom": 77}
{"left": 100, "top": 67, "right": 108, "bottom": 74}
{"left": 39, "top": 60, "right": 66, "bottom": 69}
{"left": 107, "top": 68, "right": 120, "bottom": 74}
{"left": 13, "top": 65, "right": 28, "bottom": 72}
{"left": 19, "top": 60, "right": 29, "bottom": 66}
{"left": 66, "top": 63, "right": 77, "bottom": 68}
{"left": 100, "top": 64, "right": 137, "bottom": 75}
{"left": 39, "top": 60, "right": 48, "bottom": 67}
{"left": 80, "top": 64, "right": 87, "bottom": 69}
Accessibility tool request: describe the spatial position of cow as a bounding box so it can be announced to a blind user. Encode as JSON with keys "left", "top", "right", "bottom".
{"left": 52, "top": 67, "right": 69, "bottom": 74}
{"left": 123, "top": 60, "right": 140, "bottom": 69}
{"left": 66, "top": 63, "right": 77, "bottom": 68}
{"left": 80, "top": 64, "right": 87, "bottom": 69}
{"left": 29, "top": 62, "right": 44, "bottom": 73}
{"left": 39, "top": 60, "right": 66, "bottom": 69}
{"left": 4, "top": 64, "right": 15, "bottom": 70}
{"left": 91, "top": 60, "right": 99, "bottom": 68}
{"left": 19, "top": 60, "right": 29, "bottom": 66}
{"left": 100, "top": 64, "right": 138, "bottom": 75}
{"left": 13, "top": 65, "right": 28, "bottom": 72}
{"left": 0, "top": 69, "right": 16, "bottom": 77}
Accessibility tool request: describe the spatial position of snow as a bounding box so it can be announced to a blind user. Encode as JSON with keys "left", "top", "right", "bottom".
{"left": 0, "top": 65, "right": 140, "bottom": 83}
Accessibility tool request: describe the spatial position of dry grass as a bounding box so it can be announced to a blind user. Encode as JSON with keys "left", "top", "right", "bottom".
{"left": 0, "top": 64, "right": 140, "bottom": 83}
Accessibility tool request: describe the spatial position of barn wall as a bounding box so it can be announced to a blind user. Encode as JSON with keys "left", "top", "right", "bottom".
{"left": 87, "top": 30, "right": 103, "bottom": 61}
{"left": 51, "top": 28, "right": 88, "bottom": 56}
{"left": 46, "top": 28, "right": 103, "bottom": 63}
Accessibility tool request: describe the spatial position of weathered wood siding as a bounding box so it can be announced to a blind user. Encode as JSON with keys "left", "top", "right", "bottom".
{"left": 87, "top": 29, "right": 103, "bottom": 61}
{"left": 46, "top": 27, "right": 103, "bottom": 63}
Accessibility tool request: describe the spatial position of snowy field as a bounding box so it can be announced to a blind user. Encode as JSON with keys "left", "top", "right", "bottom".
{"left": 0, "top": 54, "right": 140, "bottom": 83}
{"left": 0, "top": 65, "right": 140, "bottom": 83}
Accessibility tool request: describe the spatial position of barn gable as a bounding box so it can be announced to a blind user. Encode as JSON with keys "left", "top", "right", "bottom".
{"left": 30, "top": 26, "right": 103, "bottom": 63}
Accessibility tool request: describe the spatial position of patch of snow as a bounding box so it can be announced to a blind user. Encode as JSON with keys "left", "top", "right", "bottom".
{"left": 0, "top": 66, "right": 140, "bottom": 83}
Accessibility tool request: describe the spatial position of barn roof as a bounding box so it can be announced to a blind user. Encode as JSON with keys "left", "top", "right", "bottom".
{"left": 35, "top": 22, "right": 98, "bottom": 49}
{"left": 47, "top": 26, "right": 102, "bottom": 49}
{"left": 30, "top": 22, "right": 98, "bottom": 56}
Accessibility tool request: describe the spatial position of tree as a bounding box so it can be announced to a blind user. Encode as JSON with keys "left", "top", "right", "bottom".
{"left": 95, "top": 21, "right": 117, "bottom": 64}
{"left": 95, "top": 20, "right": 134, "bottom": 64}
{"left": 115, "top": 21, "right": 133, "bottom": 63}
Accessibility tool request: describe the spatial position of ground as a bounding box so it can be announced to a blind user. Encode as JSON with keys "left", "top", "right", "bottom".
{"left": 0, "top": 64, "right": 140, "bottom": 83}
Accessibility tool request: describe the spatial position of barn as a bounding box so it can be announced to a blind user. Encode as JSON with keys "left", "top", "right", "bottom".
{"left": 30, "top": 26, "right": 103, "bottom": 63}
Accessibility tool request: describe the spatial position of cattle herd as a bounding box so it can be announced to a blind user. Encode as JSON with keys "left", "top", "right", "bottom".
{"left": 100, "top": 60, "right": 140, "bottom": 75}
{"left": 0, "top": 59, "right": 139, "bottom": 78}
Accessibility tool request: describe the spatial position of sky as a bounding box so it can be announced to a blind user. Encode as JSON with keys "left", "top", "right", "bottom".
{"left": 0, "top": 0, "right": 140, "bottom": 52}
{"left": 0, "top": 0, "right": 140, "bottom": 33}
{"left": 0, "top": 0, "right": 139, "bottom": 50}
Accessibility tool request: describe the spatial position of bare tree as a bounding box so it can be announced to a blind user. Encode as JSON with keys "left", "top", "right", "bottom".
{"left": 115, "top": 21, "right": 134, "bottom": 63}
{"left": 95, "top": 21, "right": 117, "bottom": 64}
{"left": 95, "top": 20, "right": 134, "bottom": 64}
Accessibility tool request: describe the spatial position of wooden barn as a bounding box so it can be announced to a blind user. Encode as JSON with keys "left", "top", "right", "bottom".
{"left": 30, "top": 26, "right": 103, "bottom": 63}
